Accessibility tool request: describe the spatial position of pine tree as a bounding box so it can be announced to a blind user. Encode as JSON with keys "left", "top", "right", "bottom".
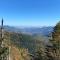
{"left": 47, "top": 22, "right": 60, "bottom": 60}
{"left": 0, "top": 19, "right": 9, "bottom": 60}
{"left": 34, "top": 41, "right": 48, "bottom": 60}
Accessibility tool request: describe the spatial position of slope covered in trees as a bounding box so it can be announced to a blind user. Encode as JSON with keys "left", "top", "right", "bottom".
{"left": 1, "top": 31, "right": 32, "bottom": 60}
{"left": 0, "top": 21, "right": 60, "bottom": 60}
{"left": 2, "top": 29, "right": 48, "bottom": 60}
{"left": 28, "top": 21, "right": 60, "bottom": 60}
{"left": 47, "top": 22, "right": 60, "bottom": 60}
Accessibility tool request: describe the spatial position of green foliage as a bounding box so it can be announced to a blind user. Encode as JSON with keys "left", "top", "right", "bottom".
{"left": 2, "top": 27, "right": 55, "bottom": 60}
{"left": 34, "top": 21, "right": 60, "bottom": 60}
{"left": 47, "top": 21, "right": 60, "bottom": 60}
{"left": 54, "top": 21, "right": 60, "bottom": 33}
{"left": 51, "top": 21, "right": 60, "bottom": 49}
{"left": 34, "top": 42, "right": 47, "bottom": 60}
{"left": 0, "top": 47, "right": 9, "bottom": 60}
{"left": 4, "top": 32, "right": 39, "bottom": 54}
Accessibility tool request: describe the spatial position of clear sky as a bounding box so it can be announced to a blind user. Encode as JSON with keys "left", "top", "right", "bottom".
{"left": 0, "top": 0, "right": 60, "bottom": 27}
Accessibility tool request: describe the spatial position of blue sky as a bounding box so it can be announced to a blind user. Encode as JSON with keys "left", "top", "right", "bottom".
{"left": 0, "top": 0, "right": 60, "bottom": 27}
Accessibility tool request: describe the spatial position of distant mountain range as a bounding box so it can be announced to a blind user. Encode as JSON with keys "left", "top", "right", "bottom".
{"left": 3, "top": 26, "right": 53, "bottom": 36}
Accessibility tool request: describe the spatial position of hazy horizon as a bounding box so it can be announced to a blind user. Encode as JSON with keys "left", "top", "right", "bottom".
{"left": 0, "top": 25, "right": 54, "bottom": 28}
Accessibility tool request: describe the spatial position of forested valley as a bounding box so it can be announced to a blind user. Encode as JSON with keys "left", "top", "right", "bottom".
{"left": 0, "top": 21, "right": 60, "bottom": 60}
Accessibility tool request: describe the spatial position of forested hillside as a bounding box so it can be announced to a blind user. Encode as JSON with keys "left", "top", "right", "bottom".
{"left": 1, "top": 28, "right": 49, "bottom": 60}
{"left": 4, "top": 30, "right": 48, "bottom": 54}
{"left": 0, "top": 22, "right": 60, "bottom": 60}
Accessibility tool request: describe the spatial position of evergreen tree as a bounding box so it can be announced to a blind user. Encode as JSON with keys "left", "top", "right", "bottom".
{"left": 0, "top": 19, "right": 9, "bottom": 60}
{"left": 34, "top": 41, "right": 47, "bottom": 60}
{"left": 47, "top": 22, "right": 60, "bottom": 60}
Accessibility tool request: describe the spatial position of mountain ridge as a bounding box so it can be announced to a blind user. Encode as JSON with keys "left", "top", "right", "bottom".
{"left": 2, "top": 26, "right": 53, "bottom": 36}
